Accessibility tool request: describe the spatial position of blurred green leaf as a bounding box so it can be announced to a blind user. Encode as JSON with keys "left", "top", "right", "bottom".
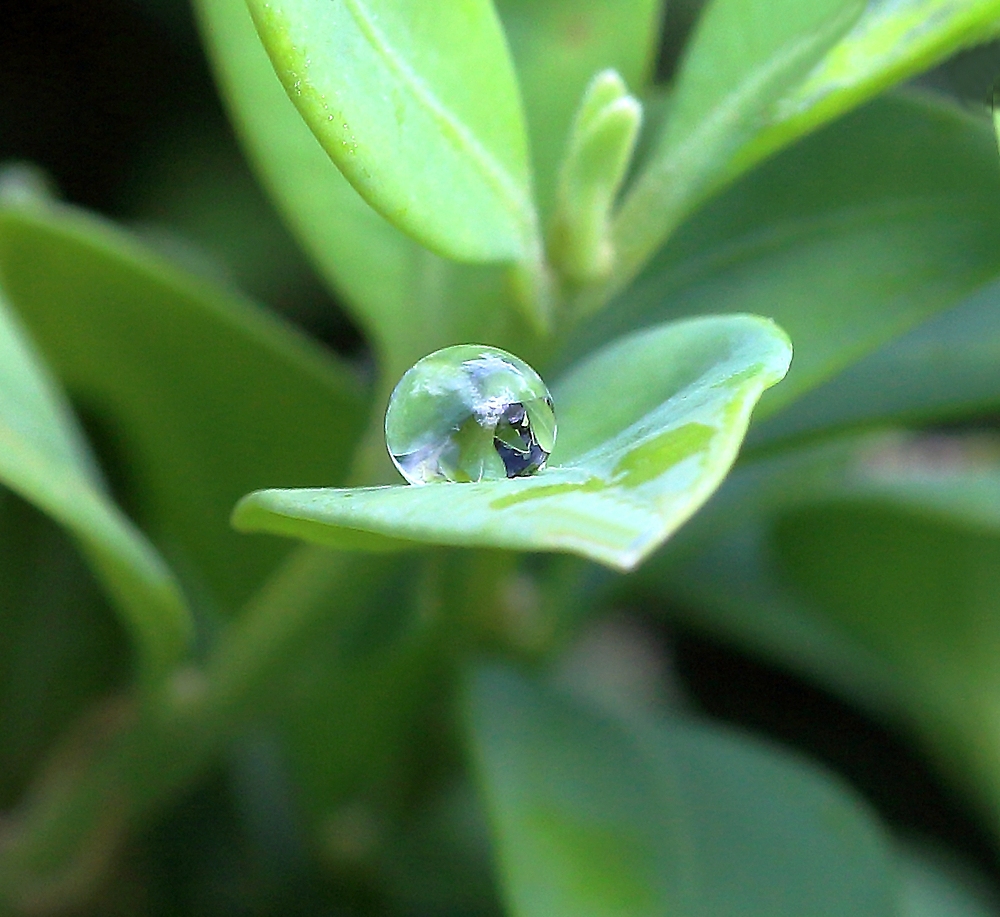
{"left": 0, "top": 284, "right": 191, "bottom": 682}
{"left": 570, "top": 91, "right": 1000, "bottom": 418}
{"left": 749, "top": 281, "right": 1000, "bottom": 450}
{"left": 899, "top": 841, "right": 1000, "bottom": 917}
{"left": 771, "top": 502, "right": 1000, "bottom": 826}
{"left": 640, "top": 430, "right": 1000, "bottom": 828}
{"left": 604, "top": 0, "right": 865, "bottom": 300}
{"left": 0, "top": 199, "right": 367, "bottom": 612}
{"left": 549, "top": 70, "right": 643, "bottom": 285}
{"left": 466, "top": 664, "right": 898, "bottom": 917}
{"left": 233, "top": 315, "right": 791, "bottom": 571}
{"left": 736, "top": 0, "right": 1000, "bottom": 185}
{"left": 195, "top": 0, "right": 531, "bottom": 381}
{"left": 497, "top": 0, "right": 663, "bottom": 222}
{"left": 0, "top": 492, "right": 129, "bottom": 807}
{"left": 245, "top": 0, "right": 539, "bottom": 265}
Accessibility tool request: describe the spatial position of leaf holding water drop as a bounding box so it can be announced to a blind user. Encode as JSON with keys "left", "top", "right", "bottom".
{"left": 233, "top": 315, "right": 791, "bottom": 570}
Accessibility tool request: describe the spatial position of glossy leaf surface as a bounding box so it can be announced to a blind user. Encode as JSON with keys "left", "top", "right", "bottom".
{"left": 607, "top": 0, "right": 865, "bottom": 296}
{"left": 466, "top": 664, "right": 898, "bottom": 917}
{"left": 572, "top": 92, "right": 1000, "bottom": 418}
{"left": 246, "top": 0, "right": 538, "bottom": 264}
{"left": 736, "top": 0, "right": 1000, "bottom": 183}
{"left": 0, "top": 286, "right": 191, "bottom": 681}
{"left": 497, "top": 0, "right": 662, "bottom": 221}
{"left": 0, "top": 199, "right": 366, "bottom": 611}
{"left": 233, "top": 315, "right": 791, "bottom": 571}
{"left": 196, "top": 0, "right": 528, "bottom": 380}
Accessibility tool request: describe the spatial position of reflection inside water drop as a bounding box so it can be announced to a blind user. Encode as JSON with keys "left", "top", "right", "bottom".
{"left": 385, "top": 345, "right": 557, "bottom": 485}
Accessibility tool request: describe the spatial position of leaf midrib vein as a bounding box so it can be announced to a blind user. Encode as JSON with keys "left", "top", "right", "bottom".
{"left": 343, "top": 0, "right": 533, "bottom": 241}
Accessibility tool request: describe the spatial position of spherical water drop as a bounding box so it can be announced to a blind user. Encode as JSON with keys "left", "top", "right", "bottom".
{"left": 385, "top": 345, "right": 557, "bottom": 485}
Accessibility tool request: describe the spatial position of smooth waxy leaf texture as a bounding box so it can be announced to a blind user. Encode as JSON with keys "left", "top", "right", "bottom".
{"left": 750, "top": 280, "right": 1000, "bottom": 449}
{"left": 735, "top": 0, "right": 1000, "bottom": 183}
{"left": 0, "top": 287, "right": 191, "bottom": 683}
{"left": 0, "top": 197, "right": 366, "bottom": 611}
{"left": 233, "top": 315, "right": 791, "bottom": 571}
{"left": 605, "top": 0, "right": 865, "bottom": 300}
{"left": 572, "top": 91, "right": 1000, "bottom": 418}
{"left": 550, "top": 70, "right": 643, "bottom": 285}
{"left": 466, "top": 665, "right": 898, "bottom": 917}
{"left": 196, "top": 0, "right": 531, "bottom": 382}
{"left": 246, "top": 0, "right": 539, "bottom": 265}
{"left": 497, "top": 0, "right": 662, "bottom": 222}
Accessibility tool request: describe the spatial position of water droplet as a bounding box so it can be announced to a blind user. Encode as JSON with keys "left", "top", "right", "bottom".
{"left": 385, "top": 345, "right": 556, "bottom": 485}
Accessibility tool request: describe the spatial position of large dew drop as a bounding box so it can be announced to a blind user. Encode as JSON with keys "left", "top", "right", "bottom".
{"left": 385, "top": 345, "right": 557, "bottom": 485}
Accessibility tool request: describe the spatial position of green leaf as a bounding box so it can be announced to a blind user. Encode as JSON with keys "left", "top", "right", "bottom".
{"left": 750, "top": 281, "right": 1000, "bottom": 450}
{"left": 0, "top": 493, "right": 129, "bottom": 805}
{"left": 497, "top": 0, "right": 663, "bottom": 222}
{"left": 603, "top": 0, "right": 865, "bottom": 302}
{"left": 466, "top": 664, "right": 898, "bottom": 917}
{"left": 195, "top": 0, "right": 534, "bottom": 380}
{"left": 0, "top": 198, "right": 367, "bottom": 612}
{"left": 638, "top": 434, "right": 1000, "bottom": 826}
{"left": 570, "top": 91, "right": 1000, "bottom": 418}
{"left": 771, "top": 502, "right": 1000, "bottom": 825}
{"left": 735, "top": 0, "right": 1000, "bottom": 186}
{"left": 232, "top": 315, "right": 791, "bottom": 571}
{"left": 550, "top": 70, "right": 643, "bottom": 285}
{"left": 245, "top": 0, "right": 539, "bottom": 265}
{"left": 0, "top": 284, "right": 192, "bottom": 683}
{"left": 899, "top": 842, "right": 1000, "bottom": 917}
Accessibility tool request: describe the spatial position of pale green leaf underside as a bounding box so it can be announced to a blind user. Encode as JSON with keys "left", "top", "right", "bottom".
{"left": 233, "top": 315, "right": 791, "bottom": 571}
{"left": 0, "top": 289, "right": 192, "bottom": 683}
{"left": 246, "top": 0, "right": 537, "bottom": 263}
{"left": 466, "top": 665, "right": 898, "bottom": 917}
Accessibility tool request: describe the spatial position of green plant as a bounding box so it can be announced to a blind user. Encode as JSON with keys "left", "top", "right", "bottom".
{"left": 3, "top": 0, "right": 1000, "bottom": 913}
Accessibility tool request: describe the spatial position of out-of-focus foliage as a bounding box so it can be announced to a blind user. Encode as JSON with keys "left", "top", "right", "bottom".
{"left": 2, "top": 0, "right": 1000, "bottom": 914}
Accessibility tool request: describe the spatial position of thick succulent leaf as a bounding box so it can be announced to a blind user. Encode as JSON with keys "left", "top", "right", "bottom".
{"left": 233, "top": 315, "right": 791, "bottom": 571}
{"left": 0, "top": 286, "right": 191, "bottom": 682}
{"left": 605, "top": 0, "right": 865, "bottom": 297}
{"left": 733, "top": 0, "right": 1000, "bottom": 184}
{"left": 569, "top": 91, "right": 1000, "bottom": 418}
{"left": 195, "top": 0, "right": 530, "bottom": 380}
{"left": 466, "top": 664, "right": 898, "bottom": 917}
{"left": 750, "top": 279, "right": 1000, "bottom": 450}
{"left": 0, "top": 198, "right": 366, "bottom": 612}
{"left": 245, "top": 0, "right": 538, "bottom": 265}
{"left": 497, "top": 0, "right": 663, "bottom": 221}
